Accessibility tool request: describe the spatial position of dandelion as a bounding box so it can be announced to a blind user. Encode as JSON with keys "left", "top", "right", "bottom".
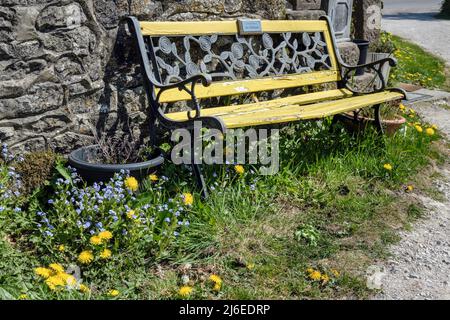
{"left": 49, "top": 263, "right": 65, "bottom": 274}
{"left": 431, "top": 124, "right": 438, "bottom": 130}
{"left": 45, "top": 275, "right": 65, "bottom": 291}
{"left": 234, "top": 165, "right": 245, "bottom": 175}
{"left": 34, "top": 267, "right": 53, "bottom": 279}
{"left": 425, "top": 128, "right": 435, "bottom": 136}
{"left": 309, "top": 270, "right": 322, "bottom": 281}
{"left": 209, "top": 274, "right": 222, "bottom": 285}
{"left": 406, "top": 185, "right": 414, "bottom": 192}
{"left": 399, "top": 103, "right": 406, "bottom": 111}
{"left": 18, "top": 294, "right": 28, "bottom": 300}
{"left": 383, "top": 163, "right": 393, "bottom": 171}
{"left": 183, "top": 193, "right": 194, "bottom": 206}
{"left": 246, "top": 263, "right": 255, "bottom": 270}
{"left": 100, "top": 249, "right": 112, "bottom": 259}
{"left": 124, "top": 176, "right": 139, "bottom": 191}
{"left": 213, "top": 283, "right": 221, "bottom": 292}
{"left": 149, "top": 174, "right": 158, "bottom": 182}
{"left": 90, "top": 235, "right": 102, "bottom": 245}
{"left": 79, "top": 284, "right": 90, "bottom": 293}
{"left": 415, "top": 125, "right": 423, "bottom": 133}
{"left": 321, "top": 274, "right": 330, "bottom": 284}
{"left": 108, "top": 289, "right": 119, "bottom": 297}
{"left": 98, "top": 230, "right": 113, "bottom": 241}
{"left": 331, "top": 269, "right": 340, "bottom": 277}
{"left": 179, "top": 286, "right": 193, "bottom": 297}
{"left": 306, "top": 267, "right": 314, "bottom": 274}
{"left": 78, "top": 250, "right": 94, "bottom": 264}
{"left": 58, "top": 244, "right": 65, "bottom": 252}
{"left": 126, "top": 210, "right": 136, "bottom": 219}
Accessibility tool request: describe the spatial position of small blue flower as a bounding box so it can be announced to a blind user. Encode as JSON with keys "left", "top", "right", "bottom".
{"left": 164, "top": 217, "right": 170, "bottom": 223}
{"left": 14, "top": 207, "right": 21, "bottom": 212}
{"left": 48, "top": 199, "right": 54, "bottom": 204}
{"left": 174, "top": 231, "right": 180, "bottom": 237}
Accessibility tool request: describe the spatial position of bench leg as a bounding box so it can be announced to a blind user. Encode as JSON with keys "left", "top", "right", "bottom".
{"left": 373, "top": 104, "right": 384, "bottom": 135}
{"left": 189, "top": 129, "right": 209, "bottom": 199}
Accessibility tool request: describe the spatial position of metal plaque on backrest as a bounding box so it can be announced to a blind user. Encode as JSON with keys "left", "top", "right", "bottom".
{"left": 237, "top": 19, "right": 263, "bottom": 36}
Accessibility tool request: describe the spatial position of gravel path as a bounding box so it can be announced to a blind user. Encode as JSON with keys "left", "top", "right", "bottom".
{"left": 382, "top": 3, "right": 450, "bottom": 62}
{"left": 373, "top": 96, "right": 450, "bottom": 300}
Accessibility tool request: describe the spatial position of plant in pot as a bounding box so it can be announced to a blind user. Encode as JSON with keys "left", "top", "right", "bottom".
{"left": 69, "top": 122, "right": 164, "bottom": 183}
{"left": 367, "top": 32, "right": 397, "bottom": 87}
{"left": 339, "top": 101, "right": 406, "bottom": 135}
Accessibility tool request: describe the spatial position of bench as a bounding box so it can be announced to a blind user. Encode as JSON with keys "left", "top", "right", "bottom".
{"left": 123, "top": 16, "right": 406, "bottom": 196}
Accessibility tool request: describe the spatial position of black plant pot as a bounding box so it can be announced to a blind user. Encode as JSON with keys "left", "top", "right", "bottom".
{"left": 353, "top": 39, "right": 370, "bottom": 76}
{"left": 68, "top": 145, "right": 165, "bottom": 183}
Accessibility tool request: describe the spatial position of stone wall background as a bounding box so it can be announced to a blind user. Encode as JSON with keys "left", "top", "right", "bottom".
{"left": 0, "top": 0, "right": 378, "bottom": 154}
{"left": 0, "top": 0, "right": 286, "bottom": 153}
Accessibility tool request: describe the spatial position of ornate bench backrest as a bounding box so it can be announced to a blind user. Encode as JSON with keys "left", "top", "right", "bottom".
{"left": 130, "top": 18, "right": 341, "bottom": 103}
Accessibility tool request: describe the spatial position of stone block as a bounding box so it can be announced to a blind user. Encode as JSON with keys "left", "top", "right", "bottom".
{"left": 337, "top": 41, "right": 359, "bottom": 66}
{"left": 294, "top": 0, "right": 322, "bottom": 10}
{"left": 36, "top": 3, "right": 87, "bottom": 32}
{"left": 286, "top": 9, "right": 326, "bottom": 20}
{"left": 353, "top": 0, "right": 382, "bottom": 42}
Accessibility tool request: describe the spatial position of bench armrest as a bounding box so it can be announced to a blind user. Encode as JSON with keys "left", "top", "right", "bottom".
{"left": 340, "top": 57, "right": 397, "bottom": 95}
{"left": 155, "top": 73, "right": 212, "bottom": 120}
{"left": 154, "top": 73, "right": 212, "bottom": 91}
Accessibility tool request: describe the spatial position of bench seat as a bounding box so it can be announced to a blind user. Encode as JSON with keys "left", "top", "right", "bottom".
{"left": 166, "top": 89, "right": 404, "bottom": 129}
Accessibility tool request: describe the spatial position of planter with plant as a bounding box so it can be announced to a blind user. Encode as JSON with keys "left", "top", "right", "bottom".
{"left": 338, "top": 101, "right": 406, "bottom": 135}
{"left": 69, "top": 124, "right": 164, "bottom": 183}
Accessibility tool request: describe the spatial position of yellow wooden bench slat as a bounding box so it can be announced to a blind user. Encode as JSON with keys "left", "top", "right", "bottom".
{"left": 166, "top": 88, "right": 353, "bottom": 120}
{"left": 157, "top": 70, "right": 341, "bottom": 103}
{"left": 166, "top": 90, "right": 404, "bottom": 129}
{"left": 140, "top": 20, "right": 329, "bottom": 36}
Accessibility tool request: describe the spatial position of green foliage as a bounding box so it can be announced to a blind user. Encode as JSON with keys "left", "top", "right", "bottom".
{"left": 440, "top": 0, "right": 450, "bottom": 16}
{"left": 389, "top": 33, "right": 447, "bottom": 89}
{"left": 0, "top": 113, "right": 445, "bottom": 299}
{"left": 14, "top": 151, "right": 56, "bottom": 195}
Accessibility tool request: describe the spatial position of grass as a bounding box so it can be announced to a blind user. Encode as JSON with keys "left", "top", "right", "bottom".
{"left": 1, "top": 116, "right": 447, "bottom": 300}
{"left": 390, "top": 35, "right": 449, "bottom": 90}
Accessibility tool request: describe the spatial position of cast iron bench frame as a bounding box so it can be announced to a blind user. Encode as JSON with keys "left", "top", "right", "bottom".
{"left": 122, "top": 16, "right": 406, "bottom": 197}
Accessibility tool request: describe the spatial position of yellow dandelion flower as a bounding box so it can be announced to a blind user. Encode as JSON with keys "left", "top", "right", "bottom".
{"left": 383, "top": 163, "right": 393, "bottom": 171}
{"left": 100, "top": 249, "right": 112, "bottom": 259}
{"left": 425, "top": 128, "right": 435, "bottom": 136}
{"left": 98, "top": 230, "right": 113, "bottom": 241}
{"left": 58, "top": 244, "right": 65, "bottom": 252}
{"left": 45, "top": 275, "right": 65, "bottom": 290}
{"left": 34, "top": 267, "right": 53, "bottom": 279}
{"left": 309, "top": 270, "right": 322, "bottom": 281}
{"left": 89, "top": 235, "right": 102, "bottom": 245}
{"left": 49, "top": 263, "right": 65, "bottom": 274}
{"left": 399, "top": 103, "right": 406, "bottom": 111}
{"left": 321, "top": 274, "right": 330, "bottom": 284}
{"left": 415, "top": 125, "right": 423, "bottom": 133}
{"left": 209, "top": 274, "right": 222, "bottom": 285}
{"left": 306, "top": 267, "right": 314, "bottom": 274}
{"left": 234, "top": 165, "right": 245, "bottom": 175}
{"left": 124, "top": 176, "right": 139, "bottom": 191}
{"left": 183, "top": 193, "right": 194, "bottom": 206}
{"left": 179, "top": 286, "right": 193, "bottom": 297}
{"left": 126, "top": 210, "right": 136, "bottom": 219}
{"left": 79, "top": 284, "right": 90, "bottom": 293}
{"left": 406, "top": 185, "right": 414, "bottom": 192}
{"left": 213, "top": 283, "right": 222, "bottom": 292}
{"left": 246, "top": 263, "right": 255, "bottom": 270}
{"left": 108, "top": 289, "right": 120, "bottom": 297}
{"left": 149, "top": 174, "right": 158, "bottom": 182}
{"left": 431, "top": 124, "right": 438, "bottom": 130}
{"left": 18, "top": 294, "right": 28, "bottom": 300}
{"left": 78, "top": 250, "right": 94, "bottom": 264}
{"left": 331, "top": 269, "right": 340, "bottom": 277}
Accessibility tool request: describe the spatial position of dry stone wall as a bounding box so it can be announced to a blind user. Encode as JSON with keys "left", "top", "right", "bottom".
{"left": 0, "top": 0, "right": 286, "bottom": 153}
